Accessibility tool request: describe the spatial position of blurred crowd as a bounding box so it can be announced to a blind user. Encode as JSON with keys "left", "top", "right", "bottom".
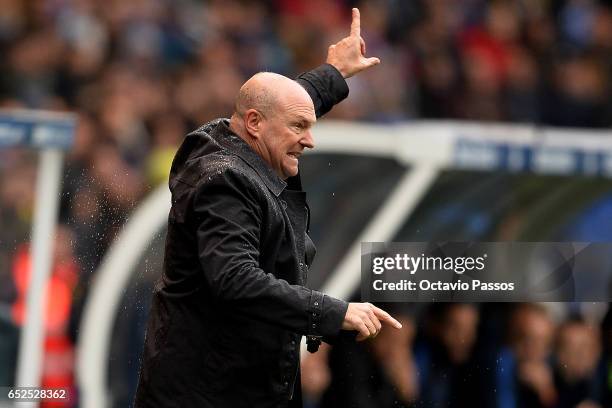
{"left": 1, "top": 0, "right": 612, "bottom": 406}
{"left": 302, "top": 302, "right": 612, "bottom": 408}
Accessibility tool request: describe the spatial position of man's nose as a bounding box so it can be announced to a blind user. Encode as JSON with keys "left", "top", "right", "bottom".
{"left": 301, "top": 129, "right": 315, "bottom": 149}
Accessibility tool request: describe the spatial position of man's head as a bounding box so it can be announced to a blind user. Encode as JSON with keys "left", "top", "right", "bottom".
{"left": 229, "top": 72, "right": 316, "bottom": 180}
{"left": 555, "top": 319, "right": 601, "bottom": 383}
{"left": 509, "top": 303, "right": 555, "bottom": 363}
{"left": 436, "top": 303, "right": 479, "bottom": 364}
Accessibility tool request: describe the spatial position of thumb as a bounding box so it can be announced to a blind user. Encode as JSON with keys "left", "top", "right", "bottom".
{"left": 363, "top": 57, "right": 381, "bottom": 67}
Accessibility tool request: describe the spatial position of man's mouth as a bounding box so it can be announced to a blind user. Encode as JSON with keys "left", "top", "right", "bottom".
{"left": 287, "top": 152, "right": 301, "bottom": 159}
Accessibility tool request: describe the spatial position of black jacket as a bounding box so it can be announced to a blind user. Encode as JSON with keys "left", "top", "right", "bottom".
{"left": 134, "top": 64, "right": 350, "bottom": 408}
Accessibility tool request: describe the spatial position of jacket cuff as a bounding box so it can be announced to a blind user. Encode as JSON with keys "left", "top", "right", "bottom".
{"left": 296, "top": 64, "right": 349, "bottom": 117}
{"left": 307, "top": 290, "right": 348, "bottom": 338}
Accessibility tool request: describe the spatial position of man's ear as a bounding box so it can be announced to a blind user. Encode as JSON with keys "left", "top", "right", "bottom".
{"left": 244, "top": 109, "right": 263, "bottom": 139}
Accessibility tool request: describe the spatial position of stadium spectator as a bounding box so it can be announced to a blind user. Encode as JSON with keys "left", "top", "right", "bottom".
{"left": 318, "top": 308, "right": 417, "bottom": 408}
{"left": 10, "top": 225, "right": 79, "bottom": 404}
{"left": 413, "top": 303, "right": 482, "bottom": 407}
{"left": 497, "top": 303, "right": 557, "bottom": 408}
{"left": 553, "top": 318, "right": 604, "bottom": 408}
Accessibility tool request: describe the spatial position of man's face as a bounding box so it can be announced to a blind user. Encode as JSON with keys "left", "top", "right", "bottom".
{"left": 440, "top": 305, "right": 479, "bottom": 364}
{"left": 258, "top": 90, "right": 316, "bottom": 179}
{"left": 556, "top": 323, "right": 600, "bottom": 382}
{"left": 512, "top": 310, "right": 554, "bottom": 362}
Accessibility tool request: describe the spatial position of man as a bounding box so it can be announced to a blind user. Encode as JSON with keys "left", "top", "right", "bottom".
{"left": 496, "top": 303, "right": 557, "bottom": 408}
{"left": 135, "top": 9, "right": 401, "bottom": 408}
{"left": 554, "top": 318, "right": 603, "bottom": 408}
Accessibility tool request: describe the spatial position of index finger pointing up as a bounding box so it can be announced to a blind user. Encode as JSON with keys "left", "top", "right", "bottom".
{"left": 350, "top": 8, "right": 360, "bottom": 37}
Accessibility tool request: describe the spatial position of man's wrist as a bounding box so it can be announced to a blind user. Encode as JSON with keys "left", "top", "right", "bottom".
{"left": 325, "top": 61, "right": 348, "bottom": 78}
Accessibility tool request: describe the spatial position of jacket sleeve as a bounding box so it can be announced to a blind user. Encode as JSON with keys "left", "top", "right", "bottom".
{"left": 296, "top": 63, "right": 349, "bottom": 118}
{"left": 194, "top": 169, "right": 348, "bottom": 338}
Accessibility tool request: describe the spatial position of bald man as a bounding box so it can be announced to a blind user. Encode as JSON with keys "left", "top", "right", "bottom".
{"left": 134, "top": 9, "right": 400, "bottom": 408}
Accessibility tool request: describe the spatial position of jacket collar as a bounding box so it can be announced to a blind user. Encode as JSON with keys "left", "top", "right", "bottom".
{"left": 211, "top": 119, "right": 287, "bottom": 196}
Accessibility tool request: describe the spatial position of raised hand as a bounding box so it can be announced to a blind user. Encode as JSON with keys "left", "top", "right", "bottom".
{"left": 326, "top": 8, "right": 381, "bottom": 78}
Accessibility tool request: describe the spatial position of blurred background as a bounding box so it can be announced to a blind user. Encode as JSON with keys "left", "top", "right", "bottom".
{"left": 1, "top": 0, "right": 612, "bottom": 407}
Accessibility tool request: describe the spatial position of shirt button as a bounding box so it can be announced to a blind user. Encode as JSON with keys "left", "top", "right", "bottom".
{"left": 291, "top": 340, "right": 296, "bottom": 345}
{"left": 314, "top": 301, "right": 319, "bottom": 306}
{"left": 284, "top": 381, "right": 289, "bottom": 386}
